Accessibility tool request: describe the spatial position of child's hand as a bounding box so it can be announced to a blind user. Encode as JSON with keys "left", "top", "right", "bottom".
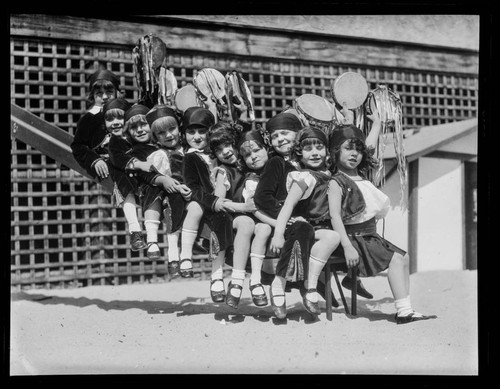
{"left": 270, "top": 234, "right": 285, "bottom": 255}
{"left": 340, "top": 102, "right": 354, "bottom": 125}
{"left": 287, "top": 216, "right": 306, "bottom": 225}
{"left": 177, "top": 184, "right": 192, "bottom": 201}
{"left": 134, "top": 160, "right": 153, "bottom": 173}
{"left": 344, "top": 245, "right": 360, "bottom": 268}
{"left": 243, "top": 198, "right": 257, "bottom": 213}
{"left": 161, "top": 175, "right": 179, "bottom": 193}
{"left": 94, "top": 159, "right": 109, "bottom": 179}
{"left": 366, "top": 106, "right": 381, "bottom": 125}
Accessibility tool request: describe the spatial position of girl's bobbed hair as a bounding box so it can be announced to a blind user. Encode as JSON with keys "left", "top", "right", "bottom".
{"left": 329, "top": 125, "right": 378, "bottom": 177}
{"left": 290, "top": 126, "right": 331, "bottom": 169}
{"left": 208, "top": 121, "right": 239, "bottom": 158}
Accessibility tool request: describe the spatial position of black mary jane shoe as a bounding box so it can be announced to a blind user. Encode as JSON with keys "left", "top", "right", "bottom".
{"left": 179, "top": 258, "right": 194, "bottom": 278}
{"left": 302, "top": 288, "right": 321, "bottom": 315}
{"left": 168, "top": 260, "right": 181, "bottom": 278}
{"left": 317, "top": 279, "right": 339, "bottom": 308}
{"left": 342, "top": 276, "right": 374, "bottom": 299}
{"left": 210, "top": 279, "right": 226, "bottom": 303}
{"left": 225, "top": 282, "right": 243, "bottom": 309}
{"left": 269, "top": 289, "right": 287, "bottom": 319}
{"left": 249, "top": 283, "right": 268, "bottom": 307}
{"left": 395, "top": 312, "right": 438, "bottom": 325}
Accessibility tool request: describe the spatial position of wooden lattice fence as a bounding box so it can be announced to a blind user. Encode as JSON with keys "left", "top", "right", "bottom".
{"left": 10, "top": 36, "right": 478, "bottom": 289}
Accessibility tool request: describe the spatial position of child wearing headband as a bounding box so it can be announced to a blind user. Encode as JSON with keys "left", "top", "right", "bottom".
{"left": 179, "top": 107, "right": 234, "bottom": 284}
{"left": 328, "top": 113, "right": 437, "bottom": 324}
{"left": 209, "top": 124, "right": 272, "bottom": 308}
{"left": 122, "top": 104, "right": 188, "bottom": 261}
{"left": 146, "top": 105, "right": 191, "bottom": 277}
{"left": 269, "top": 126, "right": 341, "bottom": 317}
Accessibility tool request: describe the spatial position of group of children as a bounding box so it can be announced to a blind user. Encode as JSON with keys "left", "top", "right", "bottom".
{"left": 71, "top": 68, "right": 436, "bottom": 325}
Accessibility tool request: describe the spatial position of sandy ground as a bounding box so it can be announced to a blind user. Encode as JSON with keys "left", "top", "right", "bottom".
{"left": 9, "top": 269, "right": 479, "bottom": 376}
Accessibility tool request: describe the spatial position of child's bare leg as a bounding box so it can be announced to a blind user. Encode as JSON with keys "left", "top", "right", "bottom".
{"left": 144, "top": 199, "right": 162, "bottom": 259}
{"left": 226, "top": 215, "right": 255, "bottom": 308}
{"left": 389, "top": 253, "right": 436, "bottom": 323}
{"left": 305, "top": 229, "right": 340, "bottom": 304}
{"left": 387, "top": 252, "right": 408, "bottom": 300}
{"left": 179, "top": 202, "right": 203, "bottom": 276}
{"left": 248, "top": 223, "right": 272, "bottom": 306}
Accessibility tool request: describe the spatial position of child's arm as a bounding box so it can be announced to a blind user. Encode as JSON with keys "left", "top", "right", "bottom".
{"left": 269, "top": 182, "right": 306, "bottom": 255}
{"left": 253, "top": 209, "right": 277, "bottom": 228}
{"left": 183, "top": 153, "right": 220, "bottom": 211}
{"left": 328, "top": 180, "right": 359, "bottom": 268}
{"left": 253, "top": 157, "right": 286, "bottom": 220}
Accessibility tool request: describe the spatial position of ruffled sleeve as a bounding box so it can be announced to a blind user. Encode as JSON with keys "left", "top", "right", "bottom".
{"left": 211, "top": 166, "right": 231, "bottom": 192}
{"left": 242, "top": 175, "right": 259, "bottom": 203}
{"left": 147, "top": 149, "right": 171, "bottom": 176}
{"left": 285, "top": 170, "right": 317, "bottom": 200}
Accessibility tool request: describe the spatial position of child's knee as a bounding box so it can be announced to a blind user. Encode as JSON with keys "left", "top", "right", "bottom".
{"left": 255, "top": 223, "right": 272, "bottom": 238}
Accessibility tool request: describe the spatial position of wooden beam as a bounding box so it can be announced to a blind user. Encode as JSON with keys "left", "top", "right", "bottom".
{"left": 408, "top": 159, "right": 419, "bottom": 274}
{"left": 10, "top": 14, "right": 479, "bottom": 75}
{"left": 10, "top": 103, "right": 113, "bottom": 193}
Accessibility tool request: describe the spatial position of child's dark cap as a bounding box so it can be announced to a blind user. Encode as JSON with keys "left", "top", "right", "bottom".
{"left": 181, "top": 107, "right": 215, "bottom": 132}
{"left": 330, "top": 125, "right": 365, "bottom": 150}
{"left": 103, "top": 98, "right": 131, "bottom": 115}
{"left": 124, "top": 104, "right": 150, "bottom": 122}
{"left": 237, "top": 129, "right": 265, "bottom": 150}
{"left": 146, "top": 106, "right": 178, "bottom": 127}
{"left": 88, "top": 69, "right": 120, "bottom": 89}
{"left": 266, "top": 112, "right": 302, "bottom": 133}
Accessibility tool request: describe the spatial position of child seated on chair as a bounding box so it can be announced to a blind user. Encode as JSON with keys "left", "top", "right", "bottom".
{"left": 146, "top": 105, "right": 192, "bottom": 278}
{"left": 209, "top": 123, "right": 273, "bottom": 308}
{"left": 327, "top": 115, "right": 437, "bottom": 324}
{"left": 179, "top": 107, "right": 233, "bottom": 289}
{"left": 269, "top": 126, "right": 341, "bottom": 318}
{"left": 121, "top": 104, "right": 189, "bottom": 261}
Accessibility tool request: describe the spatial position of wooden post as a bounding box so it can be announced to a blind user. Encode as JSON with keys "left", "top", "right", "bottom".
{"left": 408, "top": 159, "right": 419, "bottom": 274}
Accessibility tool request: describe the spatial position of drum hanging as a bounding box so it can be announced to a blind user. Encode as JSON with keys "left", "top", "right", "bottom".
{"left": 132, "top": 33, "right": 170, "bottom": 107}
{"left": 294, "top": 94, "right": 342, "bottom": 137}
{"left": 331, "top": 72, "right": 369, "bottom": 110}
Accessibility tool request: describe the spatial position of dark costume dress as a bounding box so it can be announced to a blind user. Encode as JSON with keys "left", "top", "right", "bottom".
{"left": 330, "top": 172, "right": 406, "bottom": 277}
{"left": 254, "top": 155, "right": 315, "bottom": 283}
{"left": 128, "top": 143, "right": 187, "bottom": 234}
{"left": 71, "top": 108, "right": 147, "bottom": 207}
{"left": 182, "top": 150, "right": 233, "bottom": 256}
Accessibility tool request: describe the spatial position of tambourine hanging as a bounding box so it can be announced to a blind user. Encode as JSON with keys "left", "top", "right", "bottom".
{"left": 331, "top": 72, "right": 369, "bottom": 110}
{"left": 133, "top": 33, "right": 171, "bottom": 107}
{"left": 193, "top": 68, "right": 228, "bottom": 121}
{"left": 225, "top": 71, "right": 255, "bottom": 123}
{"left": 365, "top": 84, "right": 407, "bottom": 208}
{"left": 174, "top": 83, "right": 204, "bottom": 115}
{"left": 294, "top": 94, "right": 341, "bottom": 138}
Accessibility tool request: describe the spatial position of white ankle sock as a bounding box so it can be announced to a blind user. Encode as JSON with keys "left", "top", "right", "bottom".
{"left": 144, "top": 220, "right": 160, "bottom": 244}
{"left": 249, "top": 253, "right": 265, "bottom": 286}
{"left": 167, "top": 232, "right": 180, "bottom": 263}
{"left": 123, "top": 201, "right": 140, "bottom": 233}
{"left": 395, "top": 296, "right": 413, "bottom": 317}
{"left": 271, "top": 276, "right": 286, "bottom": 305}
{"left": 180, "top": 228, "right": 198, "bottom": 260}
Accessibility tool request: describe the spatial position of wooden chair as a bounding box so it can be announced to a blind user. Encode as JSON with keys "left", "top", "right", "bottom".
{"left": 323, "top": 256, "right": 358, "bottom": 320}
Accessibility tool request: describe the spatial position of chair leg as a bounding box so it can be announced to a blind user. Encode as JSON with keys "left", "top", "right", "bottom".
{"left": 324, "top": 266, "right": 333, "bottom": 321}
{"left": 350, "top": 266, "right": 357, "bottom": 316}
{"left": 332, "top": 266, "right": 350, "bottom": 316}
